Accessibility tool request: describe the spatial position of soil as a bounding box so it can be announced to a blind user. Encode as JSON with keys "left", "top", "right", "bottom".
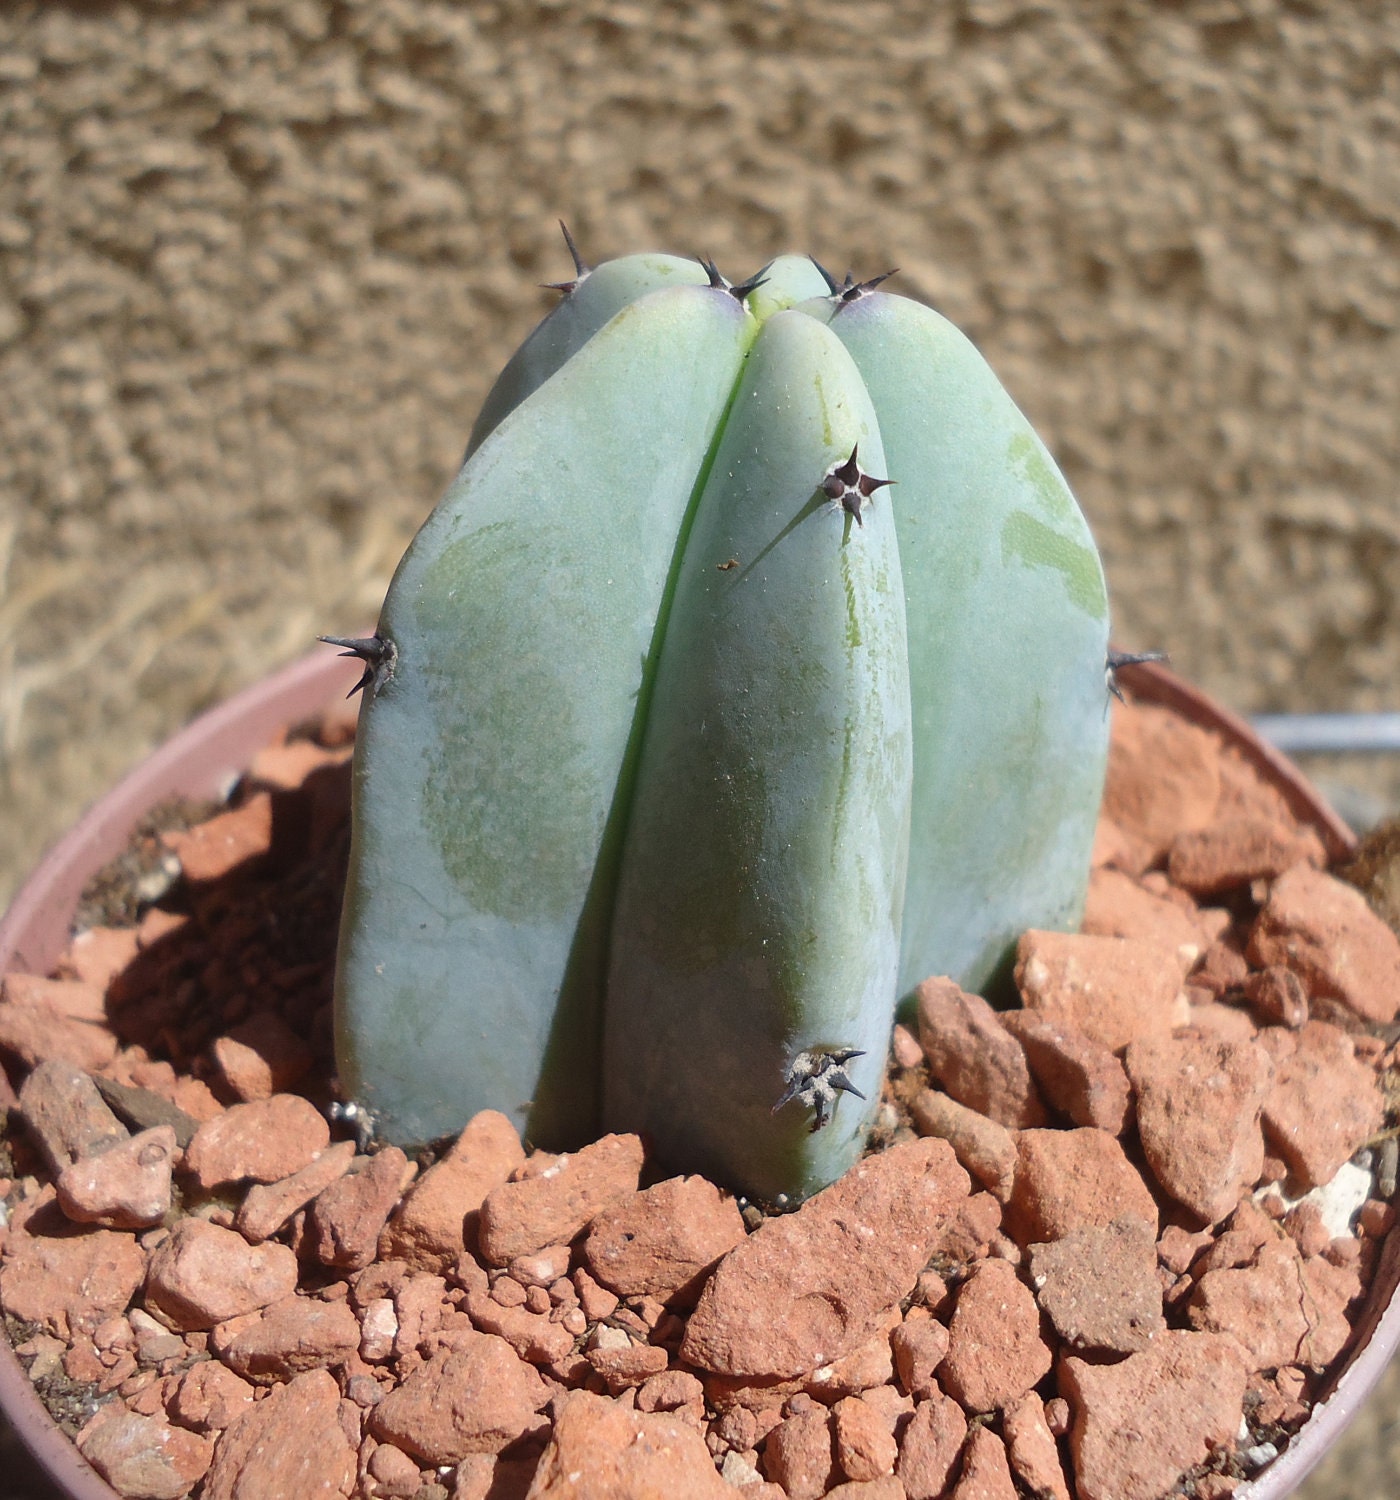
{"left": 1, "top": 690, "right": 1399, "bottom": 1499}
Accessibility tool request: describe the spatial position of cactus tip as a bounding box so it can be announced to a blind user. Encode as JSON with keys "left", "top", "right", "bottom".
{"left": 542, "top": 221, "right": 592, "bottom": 295}
{"left": 319, "top": 633, "right": 398, "bottom": 698}
{"left": 821, "top": 445, "right": 893, "bottom": 528}
{"left": 1105, "top": 648, "right": 1170, "bottom": 703}
{"left": 774, "top": 1047, "right": 867, "bottom": 1132}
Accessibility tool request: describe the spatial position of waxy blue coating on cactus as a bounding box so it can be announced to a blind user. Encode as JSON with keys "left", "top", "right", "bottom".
{"left": 335, "top": 282, "right": 754, "bottom": 1149}
{"left": 334, "top": 240, "right": 1112, "bottom": 1201}
{"left": 466, "top": 252, "right": 710, "bottom": 456}
{"left": 806, "top": 290, "right": 1111, "bottom": 998}
{"left": 603, "top": 311, "right": 912, "bottom": 1202}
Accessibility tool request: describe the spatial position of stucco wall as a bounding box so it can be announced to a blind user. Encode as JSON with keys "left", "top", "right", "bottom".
{"left": 2, "top": 0, "right": 1398, "bottom": 898}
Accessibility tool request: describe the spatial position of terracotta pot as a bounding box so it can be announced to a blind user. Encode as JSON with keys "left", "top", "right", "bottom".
{"left": 0, "top": 646, "right": 1393, "bottom": 1500}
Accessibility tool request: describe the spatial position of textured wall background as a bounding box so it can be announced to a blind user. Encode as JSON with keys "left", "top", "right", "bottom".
{"left": 2, "top": 0, "right": 1398, "bottom": 900}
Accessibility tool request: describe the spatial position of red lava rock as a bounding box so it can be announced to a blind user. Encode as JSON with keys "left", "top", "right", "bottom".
{"left": 1014, "top": 930, "right": 1190, "bottom": 1052}
{"left": 1188, "top": 1238, "right": 1354, "bottom": 1372}
{"left": 1081, "top": 867, "right": 1206, "bottom": 961}
{"left": 76, "top": 1406, "right": 214, "bottom": 1500}
{"left": 1103, "top": 700, "right": 1221, "bottom": 860}
{"left": 1249, "top": 866, "right": 1400, "bottom": 1025}
{"left": 183, "top": 1094, "right": 331, "bottom": 1190}
{"left": 1192, "top": 937, "right": 1250, "bottom": 998}
{"left": 247, "top": 736, "right": 350, "bottom": 789}
{"left": 582, "top": 1174, "right": 746, "bottom": 1306}
{"left": 891, "top": 1312, "right": 950, "bottom": 1400}
{"left": 211, "top": 1011, "right": 314, "bottom": 1101}
{"left": 1181, "top": 1002, "right": 1259, "bottom": 1045}
{"left": 64, "top": 925, "right": 142, "bottom": 989}
{"left": 143, "top": 1218, "right": 298, "bottom": 1332}
{"left": 1027, "top": 1218, "right": 1164, "bottom": 1354}
{"left": 896, "top": 1392, "right": 967, "bottom": 1500}
{"left": 3, "top": 971, "right": 109, "bottom": 1024}
{"left": 477, "top": 1133, "right": 644, "bottom": 1265}
{"left": 531, "top": 1388, "right": 732, "bottom": 1498}
{"left": 908, "top": 1090, "right": 1016, "bottom": 1201}
{"left": 18, "top": 1059, "right": 128, "bottom": 1174}
{"left": 826, "top": 1479, "right": 904, "bottom": 1500}
{"left": 832, "top": 1394, "right": 898, "bottom": 1481}
{"left": 370, "top": 1334, "right": 548, "bottom": 1462}
{"left": 0, "top": 1197, "right": 146, "bottom": 1338}
{"left": 162, "top": 793, "right": 273, "bottom": 883}
{"left": 1009, "top": 1129, "right": 1158, "bottom": 1243}
{"left": 999, "top": 1012, "right": 1132, "bottom": 1134}
{"left": 234, "top": 1139, "right": 357, "bottom": 1243}
{"left": 1060, "top": 1330, "right": 1248, "bottom": 1500}
{"left": 636, "top": 1368, "right": 705, "bottom": 1412}
{"left": 167, "top": 1360, "right": 256, "bottom": 1433}
{"left": 457, "top": 1255, "right": 576, "bottom": 1364}
{"left": 366, "top": 1441, "right": 422, "bottom": 1496}
{"left": 763, "top": 1406, "right": 838, "bottom": 1500}
{"left": 1125, "top": 1035, "right": 1273, "bottom": 1223}
{"left": 1158, "top": 1224, "right": 1214, "bottom": 1276}
{"left": 573, "top": 1266, "right": 620, "bottom": 1322}
{"left": 1002, "top": 1392, "right": 1071, "bottom": 1500}
{"left": 0, "top": 976, "right": 118, "bottom": 1072}
{"left": 56, "top": 1125, "right": 177, "bottom": 1230}
{"left": 681, "top": 1137, "right": 971, "bottom": 1379}
{"left": 509, "top": 1242, "right": 572, "bottom": 1287}
{"left": 308, "top": 1147, "right": 413, "bottom": 1271}
{"left": 379, "top": 1109, "right": 525, "bottom": 1270}
{"left": 952, "top": 1424, "right": 1018, "bottom": 1500}
{"left": 1261, "top": 1020, "right": 1385, "bottom": 1188}
{"left": 586, "top": 1340, "right": 670, "bottom": 1390}
{"left": 916, "top": 977, "right": 1045, "bottom": 1128}
{"left": 1243, "top": 966, "right": 1309, "bottom": 1028}
{"left": 210, "top": 1292, "right": 362, "bottom": 1382}
{"left": 1168, "top": 817, "right": 1325, "bottom": 896}
{"left": 892, "top": 1023, "right": 924, "bottom": 1069}
{"left": 391, "top": 1271, "right": 450, "bottom": 1358}
{"left": 927, "top": 1189, "right": 1004, "bottom": 1262}
{"left": 201, "top": 1366, "right": 356, "bottom": 1500}
{"left": 803, "top": 1307, "right": 900, "bottom": 1401}
{"left": 939, "top": 1258, "right": 1051, "bottom": 1413}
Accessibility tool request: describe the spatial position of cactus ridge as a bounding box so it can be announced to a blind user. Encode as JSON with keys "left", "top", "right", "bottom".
{"left": 334, "top": 241, "right": 1112, "bottom": 1201}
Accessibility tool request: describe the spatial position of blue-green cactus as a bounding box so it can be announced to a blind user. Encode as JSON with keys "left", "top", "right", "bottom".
{"left": 331, "top": 237, "right": 1111, "bottom": 1202}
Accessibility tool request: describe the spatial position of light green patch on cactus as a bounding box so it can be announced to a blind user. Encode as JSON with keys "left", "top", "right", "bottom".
{"left": 1006, "top": 430, "right": 1078, "bottom": 524}
{"left": 1000, "top": 510, "right": 1109, "bottom": 617}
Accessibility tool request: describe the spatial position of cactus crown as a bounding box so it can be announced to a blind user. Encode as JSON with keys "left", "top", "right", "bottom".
{"left": 331, "top": 231, "right": 1111, "bottom": 1203}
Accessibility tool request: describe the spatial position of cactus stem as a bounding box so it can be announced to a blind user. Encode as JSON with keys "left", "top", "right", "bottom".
{"left": 542, "top": 221, "right": 591, "bottom": 295}
{"left": 1105, "top": 647, "right": 1170, "bottom": 703}
{"left": 318, "top": 633, "right": 398, "bottom": 698}
{"left": 774, "top": 1047, "right": 867, "bottom": 1132}
{"left": 821, "top": 445, "right": 893, "bottom": 528}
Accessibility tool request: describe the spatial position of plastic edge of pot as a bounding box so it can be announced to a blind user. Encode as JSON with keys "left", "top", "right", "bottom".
{"left": 0, "top": 648, "right": 1391, "bottom": 1500}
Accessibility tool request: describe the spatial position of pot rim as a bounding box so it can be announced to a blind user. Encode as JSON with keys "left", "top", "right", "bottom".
{"left": 0, "top": 646, "right": 1390, "bottom": 1500}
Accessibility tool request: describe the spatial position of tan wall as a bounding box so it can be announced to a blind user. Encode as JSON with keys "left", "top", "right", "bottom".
{"left": 3, "top": 0, "right": 1399, "bottom": 900}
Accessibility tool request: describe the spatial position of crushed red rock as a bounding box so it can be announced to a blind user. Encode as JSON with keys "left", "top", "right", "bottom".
{"left": 0, "top": 692, "right": 1395, "bottom": 1500}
